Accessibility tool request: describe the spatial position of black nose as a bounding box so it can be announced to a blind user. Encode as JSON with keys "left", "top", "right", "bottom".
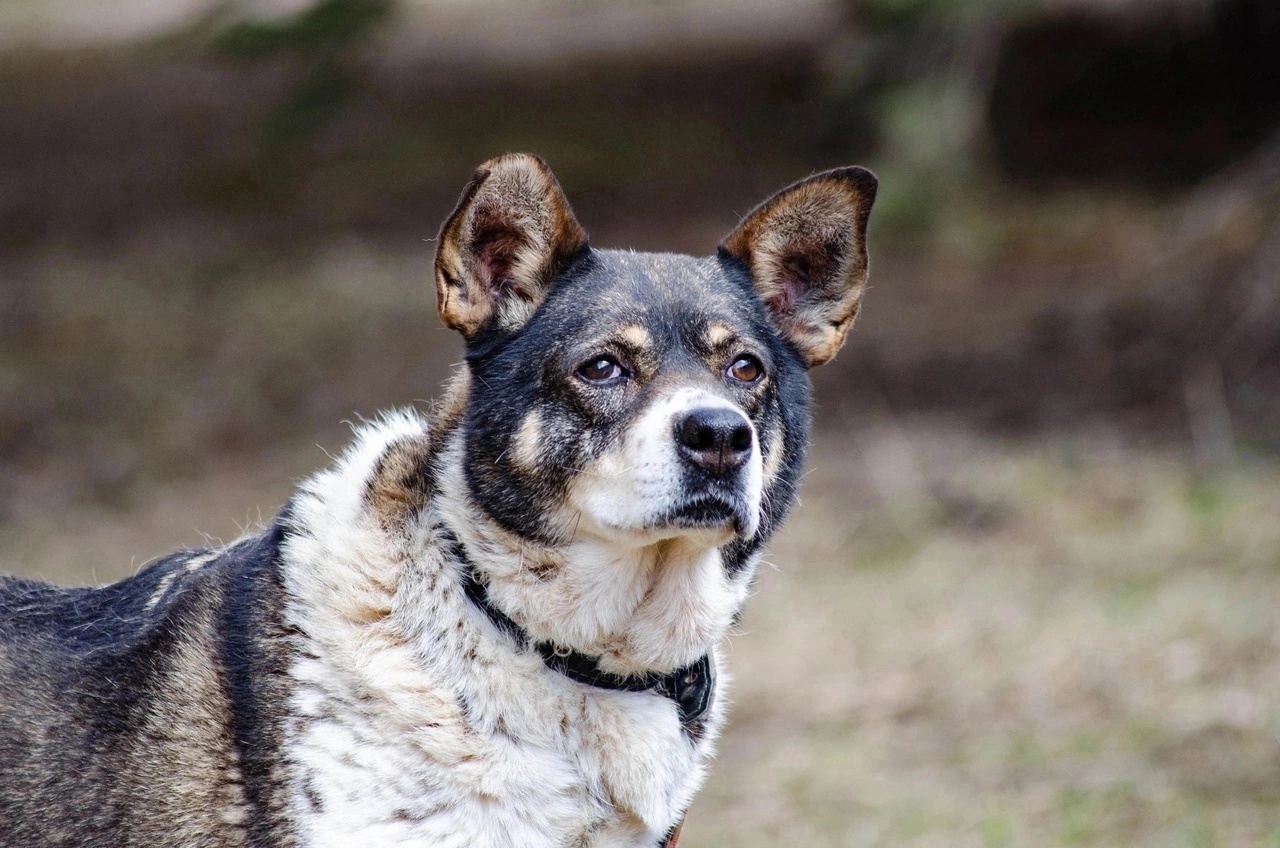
{"left": 676, "top": 408, "right": 753, "bottom": 475}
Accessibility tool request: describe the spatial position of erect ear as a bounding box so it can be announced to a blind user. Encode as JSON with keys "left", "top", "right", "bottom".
{"left": 433, "top": 153, "right": 588, "bottom": 340}
{"left": 719, "top": 166, "right": 877, "bottom": 368}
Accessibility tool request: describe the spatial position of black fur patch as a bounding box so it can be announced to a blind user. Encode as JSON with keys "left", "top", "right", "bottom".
{"left": 218, "top": 514, "right": 300, "bottom": 845}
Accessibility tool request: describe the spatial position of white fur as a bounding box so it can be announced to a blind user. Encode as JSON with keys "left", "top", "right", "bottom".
{"left": 143, "top": 551, "right": 218, "bottom": 612}
{"left": 281, "top": 412, "right": 729, "bottom": 846}
{"left": 569, "top": 386, "right": 763, "bottom": 541}
{"left": 454, "top": 385, "right": 763, "bottom": 675}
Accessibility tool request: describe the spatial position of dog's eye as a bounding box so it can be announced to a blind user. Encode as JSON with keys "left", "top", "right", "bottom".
{"left": 727, "top": 355, "right": 764, "bottom": 384}
{"left": 577, "top": 356, "right": 626, "bottom": 384}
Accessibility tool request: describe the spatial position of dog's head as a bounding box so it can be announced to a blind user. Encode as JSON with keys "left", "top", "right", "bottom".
{"left": 432, "top": 154, "right": 875, "bottom": 665}
{"left": 435, "top": 156, "right": 875, "bottom": 666}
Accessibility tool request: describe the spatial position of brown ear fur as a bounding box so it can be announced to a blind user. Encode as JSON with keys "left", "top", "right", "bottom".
{"left": 720, "top": 166, "right": 877, "bottom": 368}
{"left": 434, "top": 153, "right": 588, "bottom": 339}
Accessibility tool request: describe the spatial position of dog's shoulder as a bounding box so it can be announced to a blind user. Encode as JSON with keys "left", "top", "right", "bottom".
{"left": 292, "top": 408, "right": 434, "bottom": 528}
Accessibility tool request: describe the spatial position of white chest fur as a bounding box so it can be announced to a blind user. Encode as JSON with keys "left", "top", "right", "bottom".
{"left": 278, "top": 413, "right": 724, "bottom": 847}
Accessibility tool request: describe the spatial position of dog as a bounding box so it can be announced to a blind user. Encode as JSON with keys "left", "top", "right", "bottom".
{"left": 0, "top": 153, "right": 876, "bottom": 847}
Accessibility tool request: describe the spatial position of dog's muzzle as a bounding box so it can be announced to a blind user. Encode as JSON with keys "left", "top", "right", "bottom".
{"left": 666, "top": 406, "right": 758, "bottom": 535}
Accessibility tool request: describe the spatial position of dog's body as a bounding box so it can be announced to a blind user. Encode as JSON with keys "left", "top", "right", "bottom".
{"left": 0, "top": 155, "right": 876, "bottom": 847}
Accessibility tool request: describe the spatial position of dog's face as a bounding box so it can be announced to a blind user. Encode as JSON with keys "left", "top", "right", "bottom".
{"left": 460, "top": 250, "right": 804, "bottom": 563}
{"left": 434, "top": 153, "right": 875, "bottom": 574}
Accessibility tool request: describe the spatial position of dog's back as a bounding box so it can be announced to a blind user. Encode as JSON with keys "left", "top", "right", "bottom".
{"left": 0, "top": 526, "right": 295, "bottom": 847}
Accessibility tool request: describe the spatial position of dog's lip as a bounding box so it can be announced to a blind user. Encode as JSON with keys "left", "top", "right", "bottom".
{"left": 657, "top": 494, "right": 754, "bottom": 536}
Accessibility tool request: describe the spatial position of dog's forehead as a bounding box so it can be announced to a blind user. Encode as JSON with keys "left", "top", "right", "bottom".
{"left": 591, "top": 250, "right": 728, "bottom": 296}
{"left": 555, "top": 249, "right": 751, "bottom": 330}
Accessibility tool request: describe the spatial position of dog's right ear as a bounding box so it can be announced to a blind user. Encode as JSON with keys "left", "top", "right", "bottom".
{"left": 433, "top": 153, "right": 588, "bottom": 341}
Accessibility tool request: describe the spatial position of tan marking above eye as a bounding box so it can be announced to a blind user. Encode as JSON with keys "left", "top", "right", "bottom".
{"left": 619, "top": 324, "right": 652, "bottom": 351}
{"left": 704, "top": 322, "right": 734, "bottom": 349}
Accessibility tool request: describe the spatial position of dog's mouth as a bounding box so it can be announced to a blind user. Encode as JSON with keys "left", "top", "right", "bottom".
{"left": 655, "top": 493, "right": 756, "bottom": 539}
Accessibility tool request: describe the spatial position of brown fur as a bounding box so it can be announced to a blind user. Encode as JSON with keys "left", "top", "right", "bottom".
{"left": 366, "top": 436, "right": 435, "bottom": 530}
{"left": 366, "top": 372, "right": 472, "bottom": 532}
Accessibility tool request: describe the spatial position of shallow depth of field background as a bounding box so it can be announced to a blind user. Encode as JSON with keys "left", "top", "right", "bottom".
{"left": 2, "top": 0, "right": 1279, "bottom": 844}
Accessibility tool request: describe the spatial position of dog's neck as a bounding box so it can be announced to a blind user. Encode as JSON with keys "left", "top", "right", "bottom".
{"left": 430, "top": 427, "right": 748, "bottom": 677}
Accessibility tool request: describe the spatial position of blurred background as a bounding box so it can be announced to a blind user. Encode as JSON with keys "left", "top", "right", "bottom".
{"left": 2, "top": 0, "right": 1279, "bottom": 843}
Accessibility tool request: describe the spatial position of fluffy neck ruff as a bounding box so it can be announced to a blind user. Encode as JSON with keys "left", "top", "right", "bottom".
{"left": 433, "top": 429, "right": 750, "bottom": 677}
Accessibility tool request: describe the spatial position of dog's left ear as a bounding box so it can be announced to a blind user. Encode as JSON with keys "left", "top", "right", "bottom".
{"left": 720, "top": 166, "right": 877, "bottom": 368}
{"left": 434, "top": 153, "right": 588, "bottom": 340}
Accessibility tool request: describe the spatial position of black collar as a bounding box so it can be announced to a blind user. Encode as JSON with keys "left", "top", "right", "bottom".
{"left": 459, "top": 555, "right": 715, "bottom": 728}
